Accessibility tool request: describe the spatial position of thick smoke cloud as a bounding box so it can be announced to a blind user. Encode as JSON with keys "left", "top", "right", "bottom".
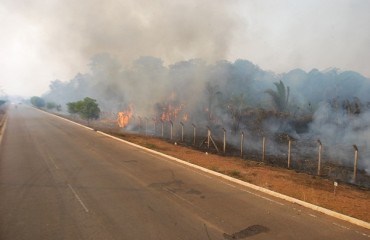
{"left": 2, "top": 0, "right": 241, "bottom": 68}
{"left": 42, "top": 54, "right": 370, "bottom": 176}
{"left": 9, "top": 0, "right": 369, "bottom": 176}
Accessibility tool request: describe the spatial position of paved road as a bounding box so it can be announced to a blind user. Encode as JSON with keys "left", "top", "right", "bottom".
{"left": 0, "top": 106, "right": 369, "bottom": 240}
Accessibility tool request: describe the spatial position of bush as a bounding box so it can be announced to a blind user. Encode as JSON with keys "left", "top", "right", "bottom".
{"left": 67, "top": 97, "right": 100, "bottom": 121}
{"left": 30, "top": 96, "right": 45, "bottom": 108}
{"left": 46, "top": 102, "right": 57, "bottom": 109}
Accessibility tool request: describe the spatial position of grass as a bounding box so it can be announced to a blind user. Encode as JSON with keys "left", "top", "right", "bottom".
{"left": 145, "top": 143, "right": 159, "bottom": 150}
{"left": 230, "top": 170, "right": 241, "bottom": 178}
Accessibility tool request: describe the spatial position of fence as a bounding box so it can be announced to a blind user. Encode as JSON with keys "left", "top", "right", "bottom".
{"left": 106, "top": 116, "right": 370, "bottom": 188}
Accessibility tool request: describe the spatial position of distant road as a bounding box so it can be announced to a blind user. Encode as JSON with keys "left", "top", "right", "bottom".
{"left": 1, "top": 106, "right": 369, "bottom": 240}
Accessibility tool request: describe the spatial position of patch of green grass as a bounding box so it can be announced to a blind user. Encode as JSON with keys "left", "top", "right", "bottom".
{"left": 210, "top": 165, "right": 219, "bottom": 172}
{"left": 145, "top": 143, "right": 158, "bottom": 149}
{"left": 230, "top": 170, "right": 241, "bottom": 178}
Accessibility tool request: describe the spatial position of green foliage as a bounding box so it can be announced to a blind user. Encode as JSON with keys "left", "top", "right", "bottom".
{"left": 67, "top": 97, "right": 100, "bottom": 121}
{"left": 265, "top": 80, "right": 290, "bottom": 112}
{"left": 230, "top": 170, "right": 241, "bottom": 178}
{"left": 46, "top": 102, "right": 57, "bottom": 109}
{"left": 67, "top": 101, "right": 81, "bottom": 114}
{"left": 30, "top": 96, "right": 45, "bottom": 108}
{"left": 46, "top": 102, "right": 62, "bottom": 111}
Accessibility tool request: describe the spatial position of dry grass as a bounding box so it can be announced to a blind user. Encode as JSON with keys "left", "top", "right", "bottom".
{"left": 113, "top": 132, "right": 370, "bottom": 223}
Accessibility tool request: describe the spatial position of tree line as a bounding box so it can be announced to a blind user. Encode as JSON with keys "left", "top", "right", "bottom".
{"left": 30, "top": 96, "right": 100, "bottom": 122}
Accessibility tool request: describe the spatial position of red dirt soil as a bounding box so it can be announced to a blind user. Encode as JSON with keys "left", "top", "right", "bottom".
{"left": 114, "top": 133, "right": 370, "bottom": 223}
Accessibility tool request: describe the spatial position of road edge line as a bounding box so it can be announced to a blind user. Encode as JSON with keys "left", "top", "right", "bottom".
{"left": 35, "top": 108, "right": 370, "bottom": 230}
{"left": 33, "top": 107, "right": 94, "bottom": 131}
{"left": 96, "top": 130, "right": 370, "bottom": 230}
{"left": 0, "top": 113, "right": 8, "bottom": 146}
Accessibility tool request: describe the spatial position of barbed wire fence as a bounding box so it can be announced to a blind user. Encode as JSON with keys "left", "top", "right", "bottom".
{"left": 94, "top": 115, "right": 370, "bottom": 188}
{"left": 91, "top": 113, "right": 370, "bottom": 188}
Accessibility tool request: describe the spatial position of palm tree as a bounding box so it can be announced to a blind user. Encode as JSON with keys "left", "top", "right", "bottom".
{"left": 265, "top": 80, "right": 290, "bottom": 112}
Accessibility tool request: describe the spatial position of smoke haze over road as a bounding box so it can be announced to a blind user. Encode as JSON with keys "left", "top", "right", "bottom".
{"left": 1, "top": 0, "right": 370, "bottom": 96}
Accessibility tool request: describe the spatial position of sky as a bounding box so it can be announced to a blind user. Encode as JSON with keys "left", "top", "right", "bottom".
{"left": 1, "top": 0, "right": 370, "bottom": 97}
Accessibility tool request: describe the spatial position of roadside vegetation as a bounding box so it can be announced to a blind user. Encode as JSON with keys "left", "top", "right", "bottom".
{"left": 67, "top": 97, "right": 101, "bottom": 123}
{"left": 30, "top": 96, "right": 45, "bottom": 108}
{"left": 39, "top": 55, "right": 370, "bottom": 222}
{"left": 0, "top": 99, "right": 8, "bottom": 133}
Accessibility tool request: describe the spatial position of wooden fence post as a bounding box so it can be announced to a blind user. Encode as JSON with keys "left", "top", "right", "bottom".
{"left": 170, "top": 120, "right": 173, "bottom": 140}
{"left": 161, "top": 120, "right": 164, "bottom": 137}
{"left": 223, "top": 128, "right": 226, "bottom": 153}
{"left": 353, "top": 144, "right": 358, "bottom": 182}
{"left": 317, "top": 139, "right": 322, "bottom": 175}
{"left": 207, "top": 127, "right": 211, "bottom": 149}
{"left": 144, "top": 117, "right": 148, "bottom": 135}
{"left": 240, "top": 131, "right": 244, "bottom": 157}
{"left": 262, "top": 136, "right": 266, "bottom": 162}
{"left": 192, "top": 123, "right": 196, "bottom": 145}
{"left": 180, "top": 122, "right": 184, "bottom": 142}
{"left": 287, "top": 137, "right": 292, "bottom": 168}
{"left": 138, "top": 116, "right": 142, "bottom": 131}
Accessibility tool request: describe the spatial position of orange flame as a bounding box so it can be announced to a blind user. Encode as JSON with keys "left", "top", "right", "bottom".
{"left": 182, "top": 113, "right": 189, "bottom": 122}
{"left": 160, "top": 104, "right": 184, "bottom": 122}
{"left": 117, "top": 106, "right": 133, "bottom": 128}
{"left": 157, "top": 91, "right": 190, "bottom": 122}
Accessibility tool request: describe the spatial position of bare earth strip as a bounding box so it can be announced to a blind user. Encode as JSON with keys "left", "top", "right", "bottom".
{"left": 108, "top": 133, "right": 370, "bottom": 223}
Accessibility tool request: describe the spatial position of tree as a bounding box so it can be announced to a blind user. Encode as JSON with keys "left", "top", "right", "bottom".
{"left": 80, "top": 97, "right": 100, "bottom": 120}
{"left": 205, "top": 82, "right": 222, "bottom": 121}
{"left": 265, "top": 80, "right": 290, "bottom": 112}
{"left": 67, "top": 102, "right": 81, "bottom": 115}
{"left": 46, "top": 102, "right": 57, "bottom": 110}
{"left": 30, "top": 96, "right": 45, "bottom": 108}
{"left": 226, "top": 93, "right": 248, "bottom": 132}
{"left": 67, "top": 97, "right": 100, "bottom": 122}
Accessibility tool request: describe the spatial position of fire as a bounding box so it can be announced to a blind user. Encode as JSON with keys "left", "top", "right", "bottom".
{"left": 160, "top": 104, "right": 182, "bottom": 121}
{"left": 182, "top": 113, "right": 189, "bottom": 122}
{"left": 155, "top": 91, "right": 190, "bottom": 122}
{"left": 117, "top": 105, "right": 133, "bottom": 128}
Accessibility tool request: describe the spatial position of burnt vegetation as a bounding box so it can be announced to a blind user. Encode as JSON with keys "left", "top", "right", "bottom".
{"left": 43, "top": 55, "right": 370, "bottom": 187}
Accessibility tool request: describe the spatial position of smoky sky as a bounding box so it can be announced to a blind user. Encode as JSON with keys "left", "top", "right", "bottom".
{"left": 1, "top": 0, "right": 370, "bottom": 96}
{"left": 0, "top": 0, "right": 241, "bottom": 96}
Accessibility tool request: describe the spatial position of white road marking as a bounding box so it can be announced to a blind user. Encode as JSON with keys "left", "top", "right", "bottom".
{"left": 224, "top": 183, "right": 236, "bottom": 188}
{"left": 239, "top": 189, "right": 285, "bottom": 206}
{"left": 0, "top": 115, "right": 8, "bottom": 146}
{"left": 68, "top": 184, "right": 89, "bottom": 213}
{"left": 332, "top": 223, "right": 370, "bottom": 238}
{"left": 46, "top": 152, "right": 59, "bottom": 169}
{"left": 332, "top": 222, "right": 350, "bottom": 230}
{"left": 163, "top": 187, "right": 195, "bottom": 207}
{"left": 39, "top": 109, "right": 370, "bottom": 231}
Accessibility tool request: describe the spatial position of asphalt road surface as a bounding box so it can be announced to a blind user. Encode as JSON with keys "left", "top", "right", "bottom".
{"left": 1, "top": 106, "right": 369, "bottom": 240}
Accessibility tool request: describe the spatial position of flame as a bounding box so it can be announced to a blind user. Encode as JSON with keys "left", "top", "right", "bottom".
{"left": 160, "top": 103, "right": 184, "bottom": 121}
{"left": 117, "top": 105, "right": 133, "bottom": 128}
{"left": 182, "top": 113, "right": 189, "bottom": 122}
{"left": 156, "top": 91, "right": 189, "bottom": 122}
